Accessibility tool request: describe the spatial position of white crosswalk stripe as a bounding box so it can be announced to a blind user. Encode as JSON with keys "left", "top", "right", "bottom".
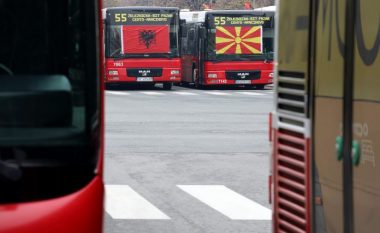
{"left": 237, "top": 92, "right": 266, "bottom": 96}
{"left": 173, "top": 92, "right": 199, "bottom": 96}
{"left": 105, "top": 184, "right": 271, "bottom": 221}
{"left": 106, "top": 90, "right": 272, "bottom": 97}
{"left": 140, "top": 91, "right": 165, "bottom": 96}
{"left": 106, "top": 91, "right": 130, "bottom": 96}
{"left": 178, "top": 185, "right": 271, "bottom": 220}
{"left": 105, "top": 185, "right": 170, "bottom": 220}
{"left": 204, "top": 91, "right": 232, "bottom": 96}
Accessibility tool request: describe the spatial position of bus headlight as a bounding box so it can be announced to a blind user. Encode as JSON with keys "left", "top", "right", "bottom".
{"left": 108, "top": 70, "right": 119, "bottom": 75}
{"left": 171, "top": 70, "right": 180, "bottom": 75}
{"left": 269, "top": 72, "right": 274, "bottom": 78}
{"left": 208, "top": 73, "right": 218, "bottom": 78}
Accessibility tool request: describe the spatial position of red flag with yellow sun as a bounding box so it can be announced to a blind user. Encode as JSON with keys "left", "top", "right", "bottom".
{"left": 216, "top": 26, "right": 262, "bottom": 55}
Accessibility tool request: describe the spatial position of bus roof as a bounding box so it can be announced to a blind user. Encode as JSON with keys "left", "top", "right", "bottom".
{"left": 180, "top": 10, "right": 272, "bottom": 23}
{"left": 180, "top": 11, "right": 207, "bottom": 23}
{"left": 253, "top": 5, "right": 276, "bottom": 12}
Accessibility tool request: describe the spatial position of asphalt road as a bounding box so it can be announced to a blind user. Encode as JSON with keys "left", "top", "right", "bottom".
{"left": 104, "top": 84, "right": 273, "bottom": 233}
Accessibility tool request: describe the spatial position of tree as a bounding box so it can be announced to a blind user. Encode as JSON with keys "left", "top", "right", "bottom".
{"left": 182, "top": 0, "right": 209, "bottom": 10}
{"left": 252, "top": 0, "right": 275, "bottom": 8}
{"left": 103, "top": 0, "right": 275, "bottom": 9}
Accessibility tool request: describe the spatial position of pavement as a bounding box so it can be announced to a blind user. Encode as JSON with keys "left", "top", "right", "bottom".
{"left": 104, "top": 84, "right": 274, "bottom": 233}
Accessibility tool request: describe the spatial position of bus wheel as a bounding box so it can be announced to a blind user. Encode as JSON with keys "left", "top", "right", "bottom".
{"left": 163, "top": 82, "right": 173, "bottom": 90}
{"left": 144, "top": 83, "right": 155, "bottom": 89}
{"left": 255, "top": 84, "right": 265, "bottom": 90}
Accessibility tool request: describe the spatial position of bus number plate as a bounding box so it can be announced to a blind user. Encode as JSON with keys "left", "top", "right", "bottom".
{"left": 137, "top": 77, "right": 153, "bottom": 82}
{"left": 235, "top": 80, "right": 251, "bottom": 84}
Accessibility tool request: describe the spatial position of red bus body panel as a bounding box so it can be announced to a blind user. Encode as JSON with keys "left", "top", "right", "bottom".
{"left": 271, "top": 127, "right": 311, "bottom": 233}
{"left": 203, "top": 61, "right": 273, "bottom": 85}
{"left": 0, "top": 176, "right": 104, "bottom": 233}
{"left": 105, "top": 58, "right": 181, "bottom": 83}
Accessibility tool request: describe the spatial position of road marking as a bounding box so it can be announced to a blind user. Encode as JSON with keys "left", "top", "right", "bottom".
{"left": 106, "top": 91, "right": 130, "bottom": 96}
{"left": 105, "top": 185, "right": 170, "bottom": 220}
{"left": 140, "top": 91, "right": 165, "bottom": 96}
{"left": 238, "top": 92, "right": 265, "bottom": 96}
{"left": 173, "top": 92, "right": 199, "bottom": 96}
{"left": 177, "top": 185, "right": 271, "bottom": 220}
{"left": 204, "top": 91, "right": 232, "bottom": 96}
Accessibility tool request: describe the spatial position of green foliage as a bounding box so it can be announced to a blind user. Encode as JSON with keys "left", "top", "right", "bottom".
{"left": 252, "top": 0, "right": 275, "bottom": 8}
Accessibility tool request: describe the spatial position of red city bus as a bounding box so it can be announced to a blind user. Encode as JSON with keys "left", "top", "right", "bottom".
{"left": 104, "top": 7, "right": 182, "bottom": 90}
{"left": 0, "top": 0, "right": 104, "bottom": 232}
{"left": 180, "top": 9, "right": 275, "bottom": 89}
{"left": 270, "top": 0, "right": 379, "bottom": 232}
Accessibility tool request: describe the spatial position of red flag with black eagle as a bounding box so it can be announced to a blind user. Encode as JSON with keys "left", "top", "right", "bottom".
{"left": 122, "top": 25, "right": 170, "bottom": 54}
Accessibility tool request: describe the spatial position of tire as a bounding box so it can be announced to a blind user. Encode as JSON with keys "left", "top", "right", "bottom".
{"left": 163, "top": 82, "right": 173, "bottom": 90}
{"left": 143, "top": 83, "right": 155, "bottom": 89}
{"left": 255, "top": 84, "right": 265, "bottom": 90}
{"left": 105, "top": 83, "right": 112, "bottom": 90}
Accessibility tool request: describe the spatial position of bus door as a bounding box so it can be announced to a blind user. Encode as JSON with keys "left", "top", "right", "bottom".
{"left": 351, "top": 1, "right": 380, "bottom": 232}
{"left": 181, "top": 23, "right": 199, "bottom": 83}
{"left": 313, "top": 0, "right": 345, "bottom": 231}
{"left": 198, "top": 25, "right": 207, "bottom": 86}
{"left": 313, "top": 0, "right": 380, "bottom": 232}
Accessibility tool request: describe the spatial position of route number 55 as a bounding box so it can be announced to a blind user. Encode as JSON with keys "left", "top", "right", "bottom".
{"left": 214, "top": 17, "right": 226, "bottom": 26}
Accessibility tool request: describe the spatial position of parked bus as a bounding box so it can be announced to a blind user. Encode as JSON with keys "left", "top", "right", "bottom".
{"left": 104, "top": 7, "right": 182, "bottom": 90}
{"left": 0, "top": 0, "right": 104, "bottom": 232}
{"left": 180, "top": 9, "right": 275, "bottom": 89}
{"left": 270, "top": 0, "right": 379, "bottom": 232}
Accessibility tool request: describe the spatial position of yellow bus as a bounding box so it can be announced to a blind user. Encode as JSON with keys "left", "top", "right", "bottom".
{"left": 270, "top": 0, "right": 379, "bottom": 232}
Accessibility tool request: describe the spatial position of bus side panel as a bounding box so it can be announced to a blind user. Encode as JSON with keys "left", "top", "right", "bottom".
{"left": 274, "top": 0, "right": 312, "bottom": 232}
{"left": 352, "top": 1, "right": 380, "bottom": 232}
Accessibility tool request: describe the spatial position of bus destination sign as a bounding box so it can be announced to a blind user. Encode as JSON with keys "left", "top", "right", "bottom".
{"left": 108, "top": 12, "right": 174, "bottom": 25}
{"left": 213, "top": 15, "right": 272, "bottom": 27}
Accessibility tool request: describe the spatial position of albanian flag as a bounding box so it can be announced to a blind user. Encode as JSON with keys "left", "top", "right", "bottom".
{"left": 216, "top": 26, "right": 262, "bottom": 55}
{"left": 122, "top": 25, "right": 170, "bottom": 54}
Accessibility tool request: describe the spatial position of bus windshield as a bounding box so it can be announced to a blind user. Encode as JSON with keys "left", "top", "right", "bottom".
{"left": 0, "top": 0, "right": 100, "bottom": 203}
{"left": 105, "top": 8, "right": 180, "bottom": 59}
{"left": 206, "top": 13, "right": 274, "bottom": 62}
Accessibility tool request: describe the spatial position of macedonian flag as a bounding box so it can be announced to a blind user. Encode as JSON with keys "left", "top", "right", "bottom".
{"left": 216, "top": 26, "right": 262, "bottom": 55}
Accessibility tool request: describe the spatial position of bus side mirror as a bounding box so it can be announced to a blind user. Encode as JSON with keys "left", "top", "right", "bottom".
{"left": 199, "top": 27, "right": 206, "bottom": 39}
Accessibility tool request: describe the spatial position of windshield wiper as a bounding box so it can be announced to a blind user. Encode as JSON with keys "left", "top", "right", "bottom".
{"left": 112, "top": 54, "right": 128, "bottom": 60}
{"left": 0, "top": 148, "right": 26, "bottom": 181}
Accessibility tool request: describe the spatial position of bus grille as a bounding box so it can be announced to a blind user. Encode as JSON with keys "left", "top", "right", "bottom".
{"left": 274, "top": 71, "right": 310, "bottom": 233}
{"left": 277, "top": 72, "right": 306, "bottom": 117}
